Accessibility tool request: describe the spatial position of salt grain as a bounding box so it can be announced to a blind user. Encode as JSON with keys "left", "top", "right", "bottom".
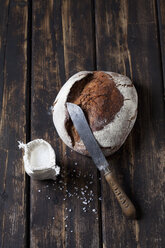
{"left": 82, "top": 207, "right": 87, "bottom": 212}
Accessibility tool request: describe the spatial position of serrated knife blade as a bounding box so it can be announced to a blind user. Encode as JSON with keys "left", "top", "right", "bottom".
{"left": 66, "top": 102, "right": 110, "bottom": 172}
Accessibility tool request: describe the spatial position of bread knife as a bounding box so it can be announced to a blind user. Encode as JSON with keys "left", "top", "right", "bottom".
{"left": 67, "top": 102, "right": 136, "bottom": 219}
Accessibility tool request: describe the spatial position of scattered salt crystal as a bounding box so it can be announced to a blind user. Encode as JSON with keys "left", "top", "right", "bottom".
{"left": 83, "top": 207, "right": 87, "bottom": 212}
{"left": 48, "top": 106, "right": 54, "bottom": 115}
{"left": 68, "top": 209, "right": 72, "bottom": 212}
{"left": 71, "top": 230, "right": 73, "bottom": 233}
{"left": 83, "top": 201, "right": 87, "bottom": 205}
{"left": 64, "top": 216, "right": 68, "bottom": 220}
{"left": 48, "top": 196, "right": 51, "bottom": 200}
{"left": 85, "top": 186, "right": 88, "bottom": 189}
{"left": 75, "top": 162, "right": 77, "bottom": 165}
{"left": 65, "top": 225, "right": 68, "bottom": 228}
{"left": 38, "top": 189, "right": 41, "bottom": 192}
{"left": 89, "top": 181, "right": 93, "bottom": 184}
{"left": 99, "top": 197, "right": 102, "bottom": 201}
{"left": 52, "top": 217, "right": 55, "bottom": 220}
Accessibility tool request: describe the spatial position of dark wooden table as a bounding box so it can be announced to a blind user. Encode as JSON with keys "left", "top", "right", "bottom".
{"left": 0, "top": 0, "right": 165, "bottom": 247}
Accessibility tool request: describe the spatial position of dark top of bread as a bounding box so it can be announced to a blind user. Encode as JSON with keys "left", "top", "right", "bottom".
{"left": 66, "top": 71, "right": 124, "bottom": 146}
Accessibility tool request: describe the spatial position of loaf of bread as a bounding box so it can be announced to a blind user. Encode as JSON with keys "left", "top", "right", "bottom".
{"left": 52, "top": 71, "right": 138, "bottom": 156}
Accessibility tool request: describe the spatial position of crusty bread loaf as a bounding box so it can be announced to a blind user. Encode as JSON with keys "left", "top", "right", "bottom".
{"left": 52, "top": 71, "right": 138, "bottom": 156}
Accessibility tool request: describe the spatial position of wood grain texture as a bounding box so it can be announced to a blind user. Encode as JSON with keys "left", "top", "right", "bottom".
{"left": 31, "top": 1, "right": 65, "bottom": 247}
{"left": 157, "top": 0, "right": 165, "bottom": 98}
{"left": 95, "top": 0, "right": 165, "bottom": 247}
{"left": 31, "top": 1, "right": 100, "bottom": 247}
{"left": 0, "top": 0, "right": 28, "bottom": 247}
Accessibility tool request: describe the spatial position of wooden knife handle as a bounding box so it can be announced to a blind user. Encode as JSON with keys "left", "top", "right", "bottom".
{"left": 104, "top": 169, "right": 136, "bottom": 219}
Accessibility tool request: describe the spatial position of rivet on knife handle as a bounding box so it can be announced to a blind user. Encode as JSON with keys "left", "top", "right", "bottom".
{"left": 104, "top": 167, "right": 136, "bottom": 219}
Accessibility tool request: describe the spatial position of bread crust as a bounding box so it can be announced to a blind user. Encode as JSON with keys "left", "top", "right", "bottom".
{"left": 52, "top": 71, "right": 138, "bottom": 156}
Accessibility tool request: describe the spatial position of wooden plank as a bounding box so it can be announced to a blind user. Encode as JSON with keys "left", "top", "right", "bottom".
{"left": 0, "top": 0, "right": 28, "bottom": 247}
{"left": 31, "top": 1, "right": 100, "bottom": 247}
{"left": 95, "top": 0, "right": 165, "bottom": 247}
{"left": 157, "top": 0, "right": 165, "bottom": 98}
